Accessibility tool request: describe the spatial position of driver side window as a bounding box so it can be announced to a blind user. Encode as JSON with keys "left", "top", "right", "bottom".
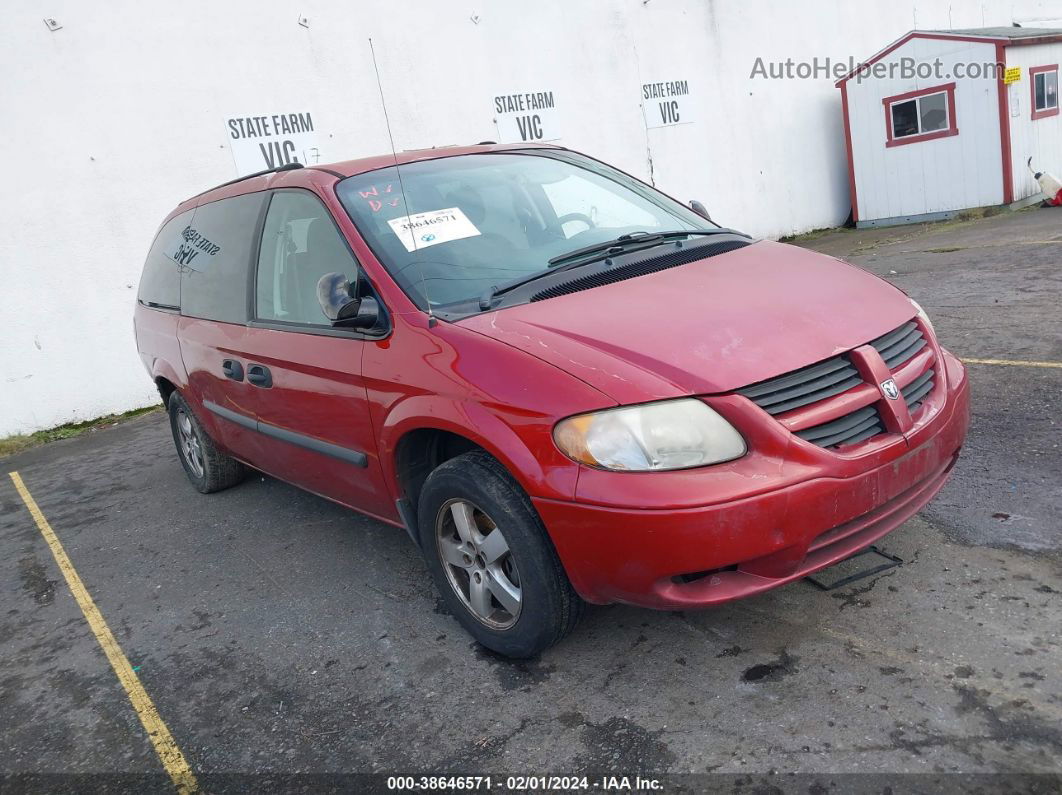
{"left": 256, "top": 191, "right": 357, "bottom": 326}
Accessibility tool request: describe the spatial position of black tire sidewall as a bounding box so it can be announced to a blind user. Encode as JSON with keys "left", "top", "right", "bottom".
{"left": 418, "top": 454, "right": 569, "bottom": 658}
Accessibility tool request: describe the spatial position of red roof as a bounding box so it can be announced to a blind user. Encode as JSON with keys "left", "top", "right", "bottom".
{"left": 320, "top": 141, "right": 560, "bottom": 177}
{"left": 173, "top": 142, "right": 561, "bottom": 215}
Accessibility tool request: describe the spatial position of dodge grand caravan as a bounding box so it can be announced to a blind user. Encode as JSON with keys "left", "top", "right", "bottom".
{"left": 135, "top": 144, "right": 969, "bottom": 657}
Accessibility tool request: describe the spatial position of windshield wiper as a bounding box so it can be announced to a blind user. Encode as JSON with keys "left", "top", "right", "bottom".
{"left": 547, "top": 229, "right": 742, "bottom": 267}
{"left": 478, "top": 257, "right": 592, "bottom": 310}
{"left": 477, "top": 229, "right": 745, "bottom": 311}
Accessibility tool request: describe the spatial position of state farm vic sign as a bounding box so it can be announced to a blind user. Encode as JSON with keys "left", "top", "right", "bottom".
{"left": 641, "top": 79, "right": 694, "bottom": 128}
{"left": 492, "top": 90, "right": 561, "bottom": 143}
{"left": 224, "top": 111, "right": 321, "bottom": 176}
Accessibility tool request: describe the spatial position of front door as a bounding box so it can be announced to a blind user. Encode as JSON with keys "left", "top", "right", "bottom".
{"left": 240, "top": 189, "right": 395, "bottom": 522}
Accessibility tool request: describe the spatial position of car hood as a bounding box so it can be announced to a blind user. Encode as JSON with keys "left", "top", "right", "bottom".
{"left": 456, "top": 240, "right": 917, "bottom": 405}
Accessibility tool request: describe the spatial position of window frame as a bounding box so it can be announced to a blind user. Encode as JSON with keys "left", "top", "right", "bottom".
{"left": 249, "top": 188, "right": 390, "bottom": 339}
{"left": 882, "top": 82, "right": 958, "bottom": 148}
{"left": 1030, "top": 64, "right": 1060, "bottom": 120}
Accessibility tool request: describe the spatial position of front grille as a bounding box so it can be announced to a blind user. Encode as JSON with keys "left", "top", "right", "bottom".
{"left": 736, "top": 355, "right": 862, "bottom": 415}
{"left": 794, "top": 405, "right": 886, "bottom": 448}
{"left": 735, "top": 318, "right": 936, "bottom": 451}
{"left": 902, "top": 368, "right": 935, "bottom": 414}
{"left": 870, "top": 321, "right": 926, "bottom": 369}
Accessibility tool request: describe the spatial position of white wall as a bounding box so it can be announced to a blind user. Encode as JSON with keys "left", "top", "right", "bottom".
{"left": 1005, "top": 41, "right": 1062, "bottom": 199}
{"left": 1, "top": 0, "right": 1058, "bottom": 435}
{"left": 846, "top": 36, "right": 1003, "bottom": 222}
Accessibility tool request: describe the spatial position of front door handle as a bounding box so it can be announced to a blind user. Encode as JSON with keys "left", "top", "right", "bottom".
{"left": 247, "top": 364, "right": 272, "bottom": 388}
{"left": 222, "top": 359, "right": 244, "bottom": 381}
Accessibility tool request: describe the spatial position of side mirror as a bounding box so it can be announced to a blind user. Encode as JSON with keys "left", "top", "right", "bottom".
{"left": 339, "top": 296, "right": 380, "bottom": 330}
{"left": 316, "top": 272, "right": 361, "bottom": 322}
{"left": 689, "top": 200, "right": 713, "bottom": 222}
{"left": 316, "top": 272, "right": 381, "bottom": 330}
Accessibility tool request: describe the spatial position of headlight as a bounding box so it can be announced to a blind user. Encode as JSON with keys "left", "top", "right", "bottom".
{"left": 910, "top": 299, "right": 934, "bottom": 334}
{"left": 553, "top": 398, "right": 746, "bottom": 472}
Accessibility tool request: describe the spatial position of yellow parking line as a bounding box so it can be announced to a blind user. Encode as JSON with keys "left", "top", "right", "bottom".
{"left": 962, "top": 357, "right": 1062, "bottom": 369}
{"left": 8, "top": 471, "right": 198, "bottom": 794}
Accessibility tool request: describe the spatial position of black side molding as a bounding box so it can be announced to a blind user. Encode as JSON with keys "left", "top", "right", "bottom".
{"left": 258, "top": 422, "right": 367, "bottom": 467}
{"left": 204, "top": 401, "right": 256, "bottom": 430}
{"left": 203, "top": 400, "right": 367, "bottom": 467}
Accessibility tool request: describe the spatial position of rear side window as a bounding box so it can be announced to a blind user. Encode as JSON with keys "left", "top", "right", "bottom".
{"left": 137, "top": 210, "right": 193, "bottom": 309}
{"left": 179, "top": 192, "right": 266, "bottom": 324}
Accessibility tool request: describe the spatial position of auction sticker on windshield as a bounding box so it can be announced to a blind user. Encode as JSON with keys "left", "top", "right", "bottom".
{"left": 387, "top": 207, "right": 481, "bottom": 252}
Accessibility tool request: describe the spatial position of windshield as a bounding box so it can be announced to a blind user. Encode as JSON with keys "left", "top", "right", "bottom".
{"left": 335, "top": 150, "right": 717, "bottom": 313}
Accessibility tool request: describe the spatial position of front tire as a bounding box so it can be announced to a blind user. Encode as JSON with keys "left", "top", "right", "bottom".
{"left": 168, "top": 391, "right": 245, "bottom": 494}
{"left": 418, "top": 451, "right": 582, "bottom": 658}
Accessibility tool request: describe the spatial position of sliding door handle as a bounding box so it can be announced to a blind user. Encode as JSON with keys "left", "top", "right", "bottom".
{"left": 247, "top": 364, "right": 272, "bottom": 388}
{"left": 221, "top": 359, "right": 244, "bottom": 381}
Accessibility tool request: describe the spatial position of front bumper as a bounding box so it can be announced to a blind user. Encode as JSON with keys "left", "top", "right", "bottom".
{"left": 533, "top": 350, "right": 970, "bottom": 608}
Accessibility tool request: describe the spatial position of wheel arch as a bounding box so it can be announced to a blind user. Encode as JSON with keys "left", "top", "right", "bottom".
{"left": 155, "top": 376, "right": 178, "bottom": 406}
{"left": 150, "top": 358, "right": 187, "bottom": 406}
{"left": 380, "top": 397, "right": 579, "bottom": 526}
{"left": 393, "top": 428, "right": 485, "bottom": 529}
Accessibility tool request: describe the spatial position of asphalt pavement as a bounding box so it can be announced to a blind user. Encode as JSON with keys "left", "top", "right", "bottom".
{"left": 1, "top": 207, "right": 1059, "bottom": 789}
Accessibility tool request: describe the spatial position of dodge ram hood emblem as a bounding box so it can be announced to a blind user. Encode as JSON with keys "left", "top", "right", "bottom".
{"left": 880, "top": 378, "right": 900, "bottom": 400}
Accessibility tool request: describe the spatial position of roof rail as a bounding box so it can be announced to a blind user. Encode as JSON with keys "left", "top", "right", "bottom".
{"left": 192, "top": 161, "right": 304, "bottom": 200}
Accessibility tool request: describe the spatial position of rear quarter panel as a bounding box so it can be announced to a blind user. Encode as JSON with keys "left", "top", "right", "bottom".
{"left": 134, "top": 304, "right": 187, "bottom": 394}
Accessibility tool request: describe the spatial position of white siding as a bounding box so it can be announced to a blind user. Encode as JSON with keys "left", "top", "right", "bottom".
{"left": 1005, "top": 42, "right": 1062, "bottom": 201}
{"left": 0, "top": 0, "right": 1056, "bottom": 435}
{"left": 846, "top": 37, "right": 1003, "bottom": 223}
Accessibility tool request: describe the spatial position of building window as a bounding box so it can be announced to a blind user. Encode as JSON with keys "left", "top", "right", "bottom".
{"left": 1030, "top": 65, "right": 1059, "bottom": 120}
{"left": 882, "top": 82, "right": 958, "bottom": 147}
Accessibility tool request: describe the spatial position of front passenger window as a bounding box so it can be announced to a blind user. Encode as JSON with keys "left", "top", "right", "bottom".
{"left": 257, "top": 191, "right": 357, "bottom": 326}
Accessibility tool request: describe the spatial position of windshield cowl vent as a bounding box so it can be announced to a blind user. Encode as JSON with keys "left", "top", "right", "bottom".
{"left": 530, "top": 238, "right": 751, "bottom": 302}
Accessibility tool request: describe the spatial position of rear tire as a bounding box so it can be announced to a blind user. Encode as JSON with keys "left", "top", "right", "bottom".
{"left": 168, "top": 391, "right": 244, "bottom": 494}
{"left": 418, "top": 450, "right": 583, "bottom": 658}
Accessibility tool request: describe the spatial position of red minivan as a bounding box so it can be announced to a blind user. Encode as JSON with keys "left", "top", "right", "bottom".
{"left": 135, "top": 144, "right": 969, "bottom": 657}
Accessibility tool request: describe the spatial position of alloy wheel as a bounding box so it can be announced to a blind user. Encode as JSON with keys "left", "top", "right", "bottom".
{"left": 176, "top": 408, "right": 205, "bottom": 479}
{"left": 435, "top": 499, "right": 522, "bottom": 629}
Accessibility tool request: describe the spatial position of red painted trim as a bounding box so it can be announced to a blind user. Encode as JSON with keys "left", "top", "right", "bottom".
{"left": 882, "top": 81, "right": 957, "bottom": 106}
{"left": 885, "top": 128, "right": 959, "bottom": 148}
{"left": 1007, "top": 35, "right": 1062, "bottom": 48}
{"left": 837, "top": 32, "right": 1002, "bottom": 86}
{"left": 882, "top": 82, "right": 958, "bottom": 148}
{"left": 996, "top": 43, "right": 1014, "bottom": 204}
{"left": 1030, "top": 64, "right": 1060, "bottom": 120}
{"left": 839, "top": 81, "right": 859, "bottom": 223}
{"left": 835, "top": 31, "right": 1062, "bottom": 87}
